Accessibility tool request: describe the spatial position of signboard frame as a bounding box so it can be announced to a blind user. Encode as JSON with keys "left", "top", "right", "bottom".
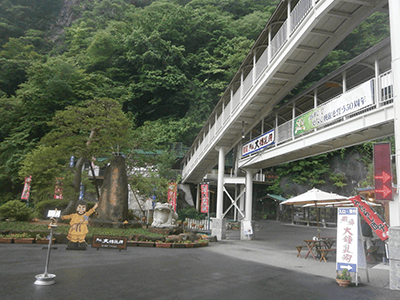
{"left": 92, "top": 236, "right": 127, "bottom": 251}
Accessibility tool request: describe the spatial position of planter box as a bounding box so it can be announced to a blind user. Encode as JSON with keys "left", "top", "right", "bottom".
{"left": 171, "top": 243, "right": 186, "bottom": 248}
{"left": 0, "top": 238, "right": 13, "bottom": 243}
{"left": 185, "top": 243, "right": 195, "bottom": 248}
{"left": 138, "top": 241, "right": 155, "bottom": 247}
{"left": 127, "top": 241, "right": 139, "bottom": 247}
{"left": 35, "top": 239, "right": 55, "bottom": 244}
{"left": 156, "top": 243, "right": 171, "bottom": 248}
{"left": 14, "top": 238, "right": 34, "bottom": 244}
{"left": 200, "top": 242, "right": 209, "bottom": 247}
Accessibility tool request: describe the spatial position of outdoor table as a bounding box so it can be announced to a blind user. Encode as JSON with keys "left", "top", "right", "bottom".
{"left": 303, "top": 238, "right": 336, "bottom": 260}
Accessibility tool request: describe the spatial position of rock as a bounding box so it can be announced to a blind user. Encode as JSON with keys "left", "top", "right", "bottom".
{"left": 97, "top": 156, "right": 129, "bottom": 222}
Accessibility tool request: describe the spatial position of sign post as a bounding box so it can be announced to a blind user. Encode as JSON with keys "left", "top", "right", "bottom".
{"left": 34, "top": 209, "right": 60, "bottom": 286}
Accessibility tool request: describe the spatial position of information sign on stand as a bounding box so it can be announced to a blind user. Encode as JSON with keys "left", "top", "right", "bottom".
{"left": 336, "top": 207, "right": 368, "bottom": 286}
{"left": 34, "top": 209, "right": 60, "bottom": 286}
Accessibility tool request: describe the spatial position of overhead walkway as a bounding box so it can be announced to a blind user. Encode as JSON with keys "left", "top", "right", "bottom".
{"left": 239, "top": 38, "right": 394, "bottom": 170}
{"left": 182, "top": 0, "right": 389, "bottom": 184}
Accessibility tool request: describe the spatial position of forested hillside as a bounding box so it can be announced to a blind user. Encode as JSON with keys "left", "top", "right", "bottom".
{"left": 0, "top": 0, "right": 390, "bottom": 202}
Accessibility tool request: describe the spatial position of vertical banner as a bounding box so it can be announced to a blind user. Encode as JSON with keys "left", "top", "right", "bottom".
{"left": 336, "top": 207, "right": 359, "bottom": 273}
{"left": 200, "top": 183, "right": 209, "bottom": 213}
{"left": 167, "top": 183, "right": 177, "bottom": 212}
{"left": 54, "top": 178, "right": 63, "bottom": 199}
{"left": 374, "top": 143, "right": 393, "bottom": 200}
{"left": 21, "top": 176, "right": 32, "bottom": 200}
{"left": 350, "top": 195, "right": 389, "bottom": 241}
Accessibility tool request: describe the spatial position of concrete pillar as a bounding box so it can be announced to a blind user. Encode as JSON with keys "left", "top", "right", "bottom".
{"left": 216, "top": 146, "right": 226, "bottom": 219}
{"left": 241, "top": 168, "right": 256, "bottom": 240}
{"left": 389, "top": 0, "right": 400, "bottom": 227}
{"left": 389, "top": 0, "right": 400, "bottom": 290}
{"left": 389, "top": 227, "right": 400, "bottom": 289}
{"left": 287, "top": 0, "right": 291, "bottom": 38}
{"left": 212, "top": 146, "right": 227, "bottom": 240}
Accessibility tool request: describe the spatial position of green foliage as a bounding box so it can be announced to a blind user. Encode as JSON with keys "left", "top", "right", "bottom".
{"left": 329, "top": 172, "right": 347, "bottom": 188}
{"left": 32, "top": 198, "right": 70, "bottom": 219}
{"left": 177, "top": 206, "right": 205, "bottom": 221}
{"left": 276, "top": 154, "right": 331, "bottom": 187}
{"left": 0, "top": 200, "right": 32, "bottom": 221}
{"left": 337, "top": 269, "right": 352, "bottom": 281}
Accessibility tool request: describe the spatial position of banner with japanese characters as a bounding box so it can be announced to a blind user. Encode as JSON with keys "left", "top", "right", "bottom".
{"left": 54, "top": 177, "right": 63, "bottom": 199}
{"left": 294, "top": 79, "right": 374, "bottom": 136}
{"left": 21, "top": 176, "right": 32, "bottom": 200}
{"left": 200, "top": 183, "right": 209, "bottom": 213}
{"left": 242, "top": 129, "right": 275, "bottom": 157}
{"left": 336, "top": 207, "right": 359, "bottom": 273}
{"left": 167, "top": 183, "right": 177, "bottom": 212}
{"left": 350, "top": 195, "right": 389, "bottom": 241}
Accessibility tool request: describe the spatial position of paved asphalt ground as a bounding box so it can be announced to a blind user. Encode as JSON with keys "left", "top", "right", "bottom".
{"left": 1, "top": 220, "right": 399, "bottom": 300}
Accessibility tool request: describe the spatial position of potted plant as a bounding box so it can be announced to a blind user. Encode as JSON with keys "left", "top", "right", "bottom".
{"left": 13, "top": 233, "right": 34, "bottom": 244}
{"left": 0, "top": 234, "right": 13, "bottom": 243}
{"left": 197, "top": 239, "right": 209, "bottom": 247}
{"left": 35, "top": 234, "right": 55, "bottom": 244}
{"left": 184, "top": 240, "right": 195, "bottom": 248}
{"left": 336, "top": 269, "right": 352, "bottom": 287}
{"left": 156, "top": 239, "right": 172, "bottom": 248}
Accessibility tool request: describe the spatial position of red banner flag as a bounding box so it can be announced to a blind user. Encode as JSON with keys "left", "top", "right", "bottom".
{"left": 54, "top": 177, "right": 63, "bottom": 199}
{"left": 349, "top": 195, "right": 389, "bottom": 241}
{"left": 168, "top": 183, "right": 177, "bottom": 212}
{"left": 374, "top": 143, "right": 393, "bottom": 200}
{"left": 200, "top": 183, "right": 209, "bottom": 213}
{"left": 21, "top": 176, "right": 32, "bottom": 200}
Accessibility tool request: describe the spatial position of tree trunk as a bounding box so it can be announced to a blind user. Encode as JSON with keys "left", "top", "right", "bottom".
{"left": 63, "top": 157, "right": 85, "bottom": 215}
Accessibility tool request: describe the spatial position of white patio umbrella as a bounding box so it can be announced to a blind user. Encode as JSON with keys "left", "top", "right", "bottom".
{"left": 280, "top": 188, "right": 348, "bottom": 235}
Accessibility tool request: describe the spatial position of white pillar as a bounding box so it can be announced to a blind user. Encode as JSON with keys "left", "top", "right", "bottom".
{"left": 342, "top": 71, "right": 347, "bottom": 93}
{"left": 241, "top": 168, "right": 256, "bottom": 240}
{"left": 245, "top": 169, "right": 255, "bottom": 222}
{"left": 287, "top": 0, "right": 291, "bottom": 38}
{"left": 389, "top": 0, "right": 400, "bottom": 227}
{"left": 374, "top": 56, "right": 380, "bottom": 107}
{"left": 216, "top": 146, "right": 226, "bottom": 219}
{"left": 389, "top": 0, "right": 400, "bottom": 290}
{"left": 212, "top": 146, "right": 227, "bottom": 240}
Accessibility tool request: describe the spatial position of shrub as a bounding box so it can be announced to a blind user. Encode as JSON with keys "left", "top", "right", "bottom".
{"left": 0, "top": 200, "right": 33, "bottom": 221}
{"left": 177, "top": 206, "right": 205, "bottom": 221}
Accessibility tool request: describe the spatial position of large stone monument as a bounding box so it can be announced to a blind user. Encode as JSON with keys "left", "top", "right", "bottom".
{"left": 97, "top": 156, "right": 128, "bottom": 222}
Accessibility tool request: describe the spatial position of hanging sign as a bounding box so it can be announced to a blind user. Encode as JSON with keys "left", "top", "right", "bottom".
{"left": 168, "top": 183, "right": 177, "bottom": 212}
{"left": 200, "top": 183, "right": 209, "bottom": 213}
{"left": 374, "top": 143, "right": 393, "bottom": 200}
{"left": 242, "top": 129, "right": 275, "bottom": 157}
{"left": 21, "top": 176, "right": 32, "bottom": 200}
{"left": 349, "top": 195, "right": 389, "bottom": 241}
{"left": 336, "top": 207, "right": 359, "bottom": 273}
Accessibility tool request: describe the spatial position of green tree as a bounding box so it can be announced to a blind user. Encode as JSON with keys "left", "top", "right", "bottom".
{"left": 19, "top": 98, "right": 132, "bottom": 214}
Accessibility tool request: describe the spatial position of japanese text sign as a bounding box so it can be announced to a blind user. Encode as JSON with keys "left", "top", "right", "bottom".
{"left": 350, "top": 195, "right": 389, "bottom": 241}
{"left": 200, "top": 183, "right": 209, "bottom": 213}
{"left": 242, "top": 129, "right": 275, "bottom": 157}
{"left": 336, "top": 207, "right": 358, "bottom": 272}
